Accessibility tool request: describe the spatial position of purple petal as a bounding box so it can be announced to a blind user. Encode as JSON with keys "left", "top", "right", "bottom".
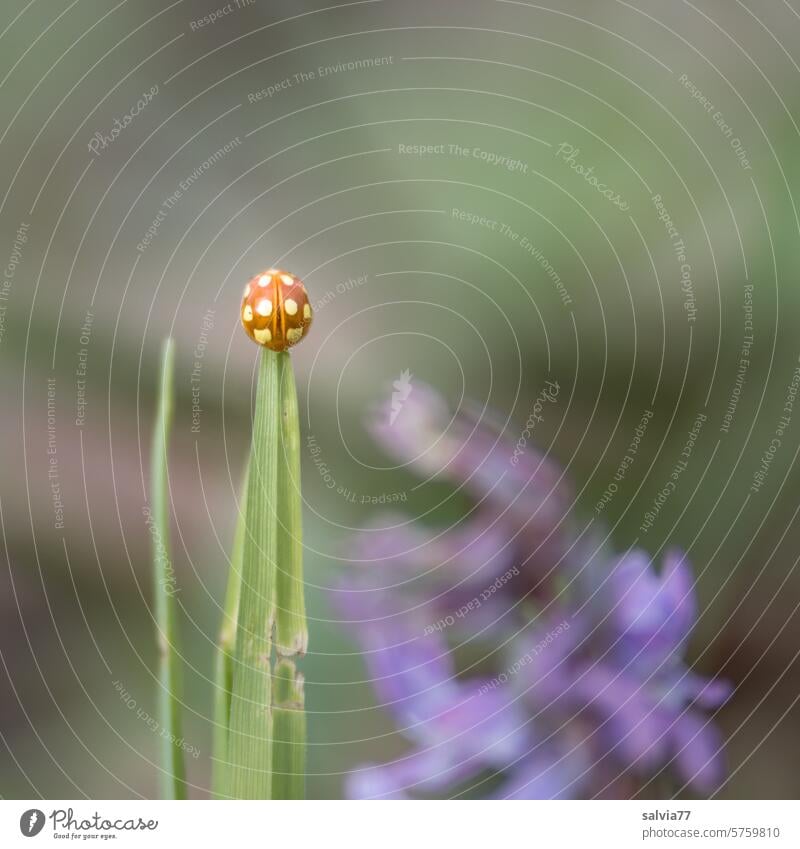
{"left": 493, "top": 744, "right": 589, "bottom": 799}
{"left": 350, "top": 513, "right": 516, "bottom": 593}
{"left": 687, "top": 674, "right": 734, "bottom": 709}
{"left": 572, "top": 664, "right": 671, "bottom": 771}
{"left": 347, "top": 683, "right": 530, "bottom": 799}
{"left": 671, "top": 710, "right": 727, "bottom": 794}
{"left": 361, "top": 627, "right": 457, "bottom": 725}
{"left": 607, "top": 549, "right": 697, "bottom": 660}
{"left": 347, "top": 748, "right": 472, "bottom": 799}
{"left": 369, "top": 381, "right": 571, "bottom": 548}
{"left": 367, "top": 383, "right": 459, "bottom": 476}
{"left": 660, "top": 549, "right": 697, "bottom": 642}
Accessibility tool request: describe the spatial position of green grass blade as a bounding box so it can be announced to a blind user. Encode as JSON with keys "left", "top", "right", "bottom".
{"left": 211, "top": 464, "right": 249, "bottom": 798}
{"left": 150, "top": 338, "right": 187, "bottom": 799}
{"left": 271, "top": 659, "right": 306, "bottom": 800}
{"left": 274, "top": 352, "right": 307, "bottom": 658}
{"left": 227, "top": 350, "right": 279, "bottom": 799}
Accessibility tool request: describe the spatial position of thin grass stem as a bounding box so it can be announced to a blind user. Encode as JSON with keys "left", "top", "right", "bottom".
{"left": 150, "top": 338, "right": 187, "bottom": 800}
{"left": 211, "top": 465, "right": 248, "bottom": 797}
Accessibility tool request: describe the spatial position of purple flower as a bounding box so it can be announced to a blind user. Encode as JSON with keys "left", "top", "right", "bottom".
{"left": 339, "top": 383, "right": 731, "bottom": 799}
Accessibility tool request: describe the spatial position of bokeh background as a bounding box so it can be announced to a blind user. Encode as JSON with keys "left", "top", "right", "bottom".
{"left": 1, "top": 0, "right": 799, "bottom": 799}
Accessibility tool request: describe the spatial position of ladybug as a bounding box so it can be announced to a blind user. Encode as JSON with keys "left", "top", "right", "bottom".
{"left": 240, "top": 269, "right": 313, "bottom": 352}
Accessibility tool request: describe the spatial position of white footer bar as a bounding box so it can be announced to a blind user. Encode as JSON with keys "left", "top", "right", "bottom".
{"left": 2, "top": 800, "right": 797, "bottom": 848}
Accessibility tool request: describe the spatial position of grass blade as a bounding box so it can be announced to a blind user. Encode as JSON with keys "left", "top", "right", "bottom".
{"left": 211, "top": 464, "right": 248, "bottom": 798}
{"left": 274, "top": 351, "right": 307, "bottom": 658}
{"left": 150, "top": 338, "right": 187, "bottom": 799}
{"left": 272, "top": 351, "right": 307, "bottom": 798}
{"left": 271, "top": 659, "right": 306, "bottom": 800}
{"left": 227, "top": 350, "right": 279, "bottom": 798}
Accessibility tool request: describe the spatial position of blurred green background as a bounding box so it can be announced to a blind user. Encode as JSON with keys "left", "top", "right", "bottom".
{"left": 1, "top": 0, "right": 799, "bottom": 798}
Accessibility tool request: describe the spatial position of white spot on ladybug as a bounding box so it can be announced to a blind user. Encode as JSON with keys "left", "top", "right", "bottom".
{"left": 254, "top": 327, "right": 272, "bottom": 344}
{"left": 284, "top": 298, "right": 298, "bottom": 316}
{"left": 280, "top": 273, "right": 294, "bottom": 286}
{"left": 303, "top": 303, "right": 311, "bottom": 320}
{"left": 242, "top": 304, "right": 253, "bottom": 322}
{"left": 286, "top": 327, "right": 303, "bottom": 344}
{"left": 258, "top": 275, "right": 271, "bottom": 287}
{"left": 243, "top": 284, "right": 251, "bottom": 298}
{"left": 256, "top": 298, "right": 272, "bottom": 317}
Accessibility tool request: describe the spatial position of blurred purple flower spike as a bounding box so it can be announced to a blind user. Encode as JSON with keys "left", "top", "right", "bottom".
{"left": 341, "top": 382, "right": 730, "bottom": 799}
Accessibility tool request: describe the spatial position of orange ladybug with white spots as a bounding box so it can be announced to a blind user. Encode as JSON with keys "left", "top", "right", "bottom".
{"left": 241, "top": 269, "right": 313, "bottom": 352}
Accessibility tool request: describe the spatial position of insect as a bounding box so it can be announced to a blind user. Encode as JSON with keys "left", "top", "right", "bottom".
{"left": 240, "top": 269, "right": 313, "bottom": 352}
